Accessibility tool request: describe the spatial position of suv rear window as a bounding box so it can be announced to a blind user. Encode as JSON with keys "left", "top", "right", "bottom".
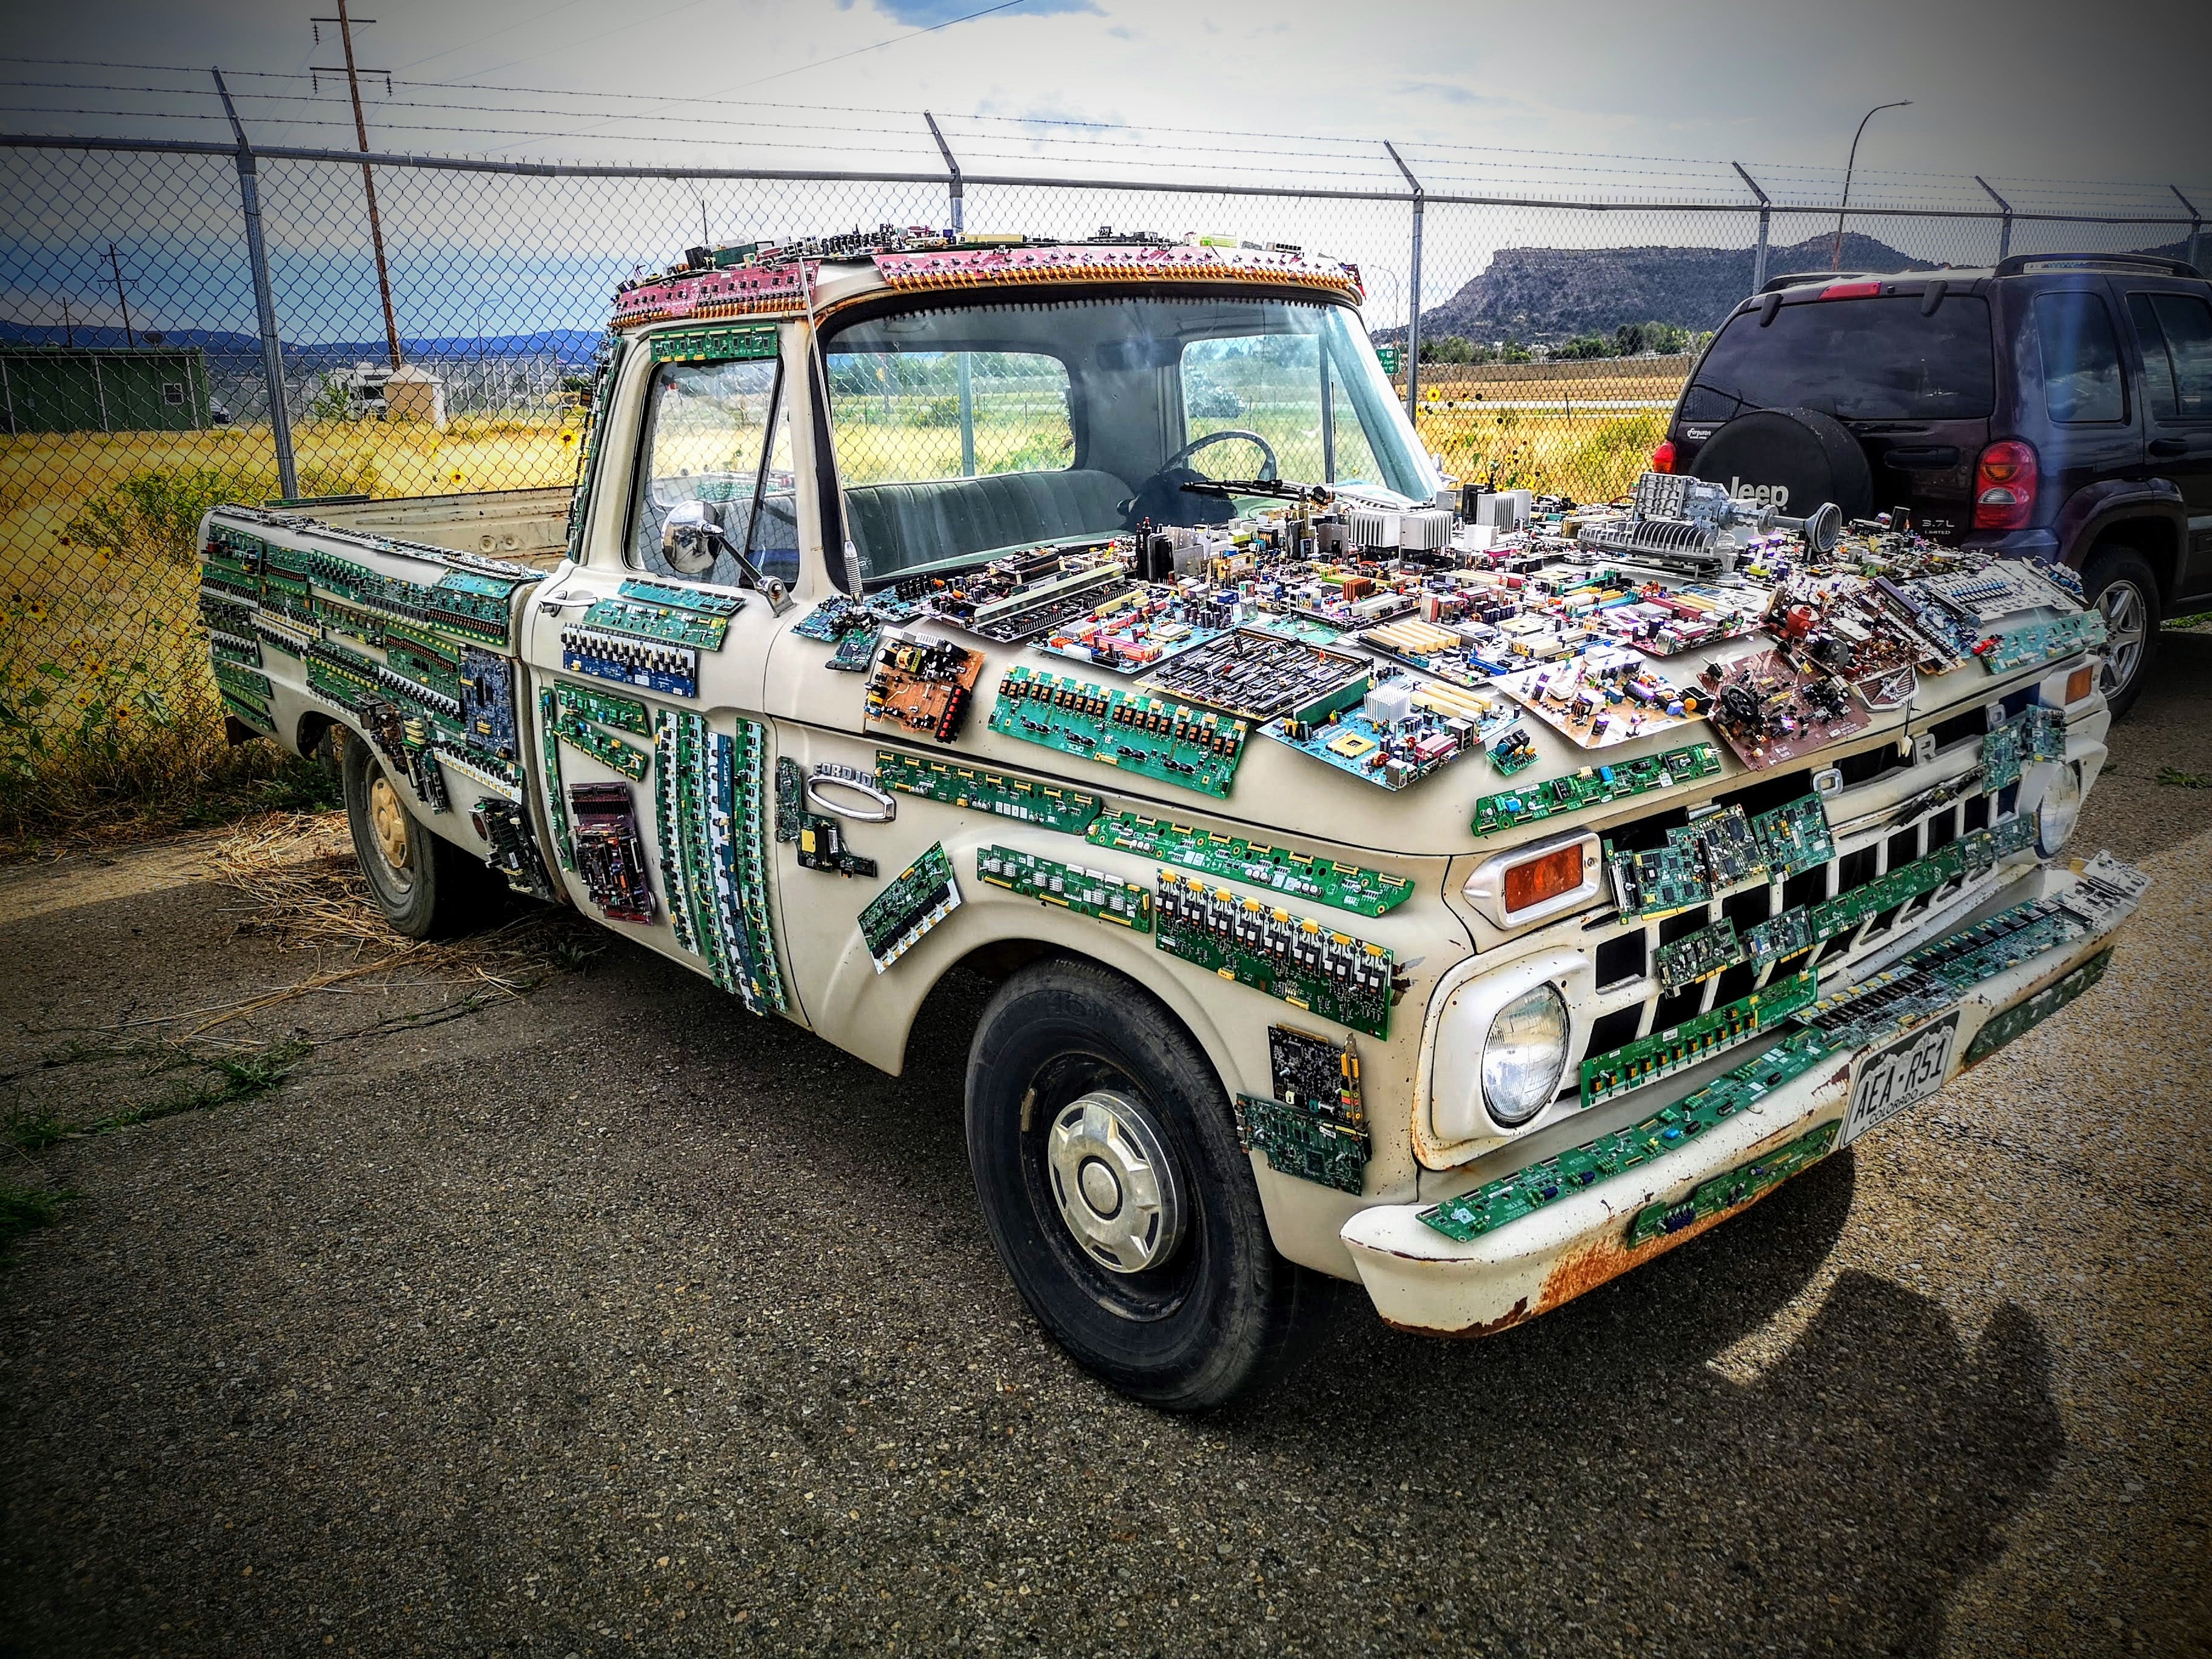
{"left": 1682, "top": 293, "right": 1994, "bottom": 423}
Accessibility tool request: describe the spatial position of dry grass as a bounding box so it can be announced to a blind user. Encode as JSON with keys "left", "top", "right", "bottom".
{"left": 156, "top": 810, "right": 596, "bottom": 1035}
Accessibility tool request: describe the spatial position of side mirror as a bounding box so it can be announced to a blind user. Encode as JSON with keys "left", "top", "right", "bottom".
{"left": 661, "top": 498, "right": 722, "bottom": 575}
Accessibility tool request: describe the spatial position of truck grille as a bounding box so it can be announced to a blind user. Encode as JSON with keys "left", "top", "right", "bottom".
{"left": 1574, "top": 731, "right": 2029, "bottom": 1091}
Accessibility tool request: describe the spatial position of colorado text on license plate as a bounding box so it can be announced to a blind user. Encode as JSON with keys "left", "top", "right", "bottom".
{"left": 1839, "top": 1013, "right": 1960, "bottom": 1148}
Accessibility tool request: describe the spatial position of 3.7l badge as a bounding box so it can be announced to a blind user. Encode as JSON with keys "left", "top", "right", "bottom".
{"left": 1838, "top": 1013, "right": 1960, "bottom": 1148}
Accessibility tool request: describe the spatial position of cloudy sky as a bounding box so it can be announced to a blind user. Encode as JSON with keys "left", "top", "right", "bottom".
{"left": 4, "top": 0, "right": 2205, "bottom": 344}
{"left": 5, "top": 0, "right": 2207, "bottom": 208}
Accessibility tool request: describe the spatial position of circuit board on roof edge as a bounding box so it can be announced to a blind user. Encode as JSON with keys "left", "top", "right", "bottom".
{"left": 1153, "top": 871, "right": 1394, "bottom": 1037}
{"left": 858, "top": 842, "right": 961, "bottom": 973}
{"left": 873, "top": 751, "right": 1103, "bottom": 833}
{"left": 1082, "top": 810, "right": 1412, "bottom": 917}
{"left": 1470, "top": 743, "right": 1723, "bottom": 837}
{"left": 988, "top": 667, "right": 1248, "bottom": 798}
{"left": 975, "top": 845, "right": 1151, "bottom": 929}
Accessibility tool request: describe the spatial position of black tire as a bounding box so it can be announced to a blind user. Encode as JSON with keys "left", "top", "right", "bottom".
{"left": 340, "top": 731, "right": 504, "bottom": 940}
{"left": 2080, "top": 545, "right": 2160, "bottom": 719}
{"left": 965, "top": 956, "right": 1342, "bottom": 1410}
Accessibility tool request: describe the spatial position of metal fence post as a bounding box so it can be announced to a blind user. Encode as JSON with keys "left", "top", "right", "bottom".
{"left": 925, "top": 112, "right": 964, "bottom": 236}
{"left": 1384, "top": 141, "right": 1423, "bottom": 419}
{"left": 2175, "top": 187, "right": 2203, "bottom": 272}
{"left": 213, "top": 70, "right": 298, "bottom": 501}
{"left": 1976, "top": 176, "right": 2014, "bottom": 264}
{"left": 923, "top": 112, "right": 976, "bottom": 474}
{"left": 1732, "top": 163, "right": 1771, "bottom": 293}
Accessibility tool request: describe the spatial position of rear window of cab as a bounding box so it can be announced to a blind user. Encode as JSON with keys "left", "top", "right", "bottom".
{"left": 1682, "top": 293, "right": 1996, "bottom": 423}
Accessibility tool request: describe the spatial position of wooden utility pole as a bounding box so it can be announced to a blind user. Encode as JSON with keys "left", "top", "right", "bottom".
{"left": 314, "top": 0, "right": 402, "bottom": 368}
{"left": 107, "top": 243, "right": 135, "bottom": 347}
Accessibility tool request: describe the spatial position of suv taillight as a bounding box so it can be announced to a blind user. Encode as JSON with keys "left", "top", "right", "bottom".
{"left": 1973, "top": 440, "right": 2039, "bottom": 531}
{"left": 1650, "top": 439, "right": 1677, "bottom": 474}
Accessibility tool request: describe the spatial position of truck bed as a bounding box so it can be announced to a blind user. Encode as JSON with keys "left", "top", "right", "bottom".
{"left": 270, "top": 485, "right": 574, "bottom": 569}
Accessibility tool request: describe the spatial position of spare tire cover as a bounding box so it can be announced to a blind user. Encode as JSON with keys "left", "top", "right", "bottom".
{"left": 1689, "top": 407, "right": 1873, "bottom": 525}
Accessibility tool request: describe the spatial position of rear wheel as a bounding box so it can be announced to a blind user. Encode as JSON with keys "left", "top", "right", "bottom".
{"left": 341, "top": 732, "right": 503, "bottom": 939}
{"left": 2080, "top": 546, "right": 2160, "bottom": 719}
{"left": 965, "top": 957, "right": 1342, "bottom": 1410}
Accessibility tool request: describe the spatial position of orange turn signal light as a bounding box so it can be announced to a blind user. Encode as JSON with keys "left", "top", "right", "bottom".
{"left": 2065, "top": 665, "right": 2094, "bottom": 704}
{"left": 1504, "top": 845, "right": 1586, "bottom": 914}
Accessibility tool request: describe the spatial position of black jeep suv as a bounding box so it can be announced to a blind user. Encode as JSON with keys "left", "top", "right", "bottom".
{"left": 1655, "top": 252, "right": 2212, "bottom": 716}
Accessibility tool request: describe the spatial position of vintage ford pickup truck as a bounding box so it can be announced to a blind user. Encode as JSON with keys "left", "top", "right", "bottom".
{"left": 198, "top": 230, "right": 2143, "bottom": 1408}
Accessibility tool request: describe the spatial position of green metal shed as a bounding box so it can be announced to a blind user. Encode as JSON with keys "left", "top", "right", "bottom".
{"left": 0, "top": 345, "right": 216, "bottom": 434}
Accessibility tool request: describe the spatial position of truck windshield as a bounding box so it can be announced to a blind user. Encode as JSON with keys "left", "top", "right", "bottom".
{"left": 823, "top": 295, "right": 1436, "bottom": 581}
{"left": 1683, "top": 293, "right": 1996, "bottom": 424}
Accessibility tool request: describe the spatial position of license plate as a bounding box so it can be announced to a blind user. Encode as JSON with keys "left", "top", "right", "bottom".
{"left": 1838, "top": 1013, "right": 1960, "bottom": 1148}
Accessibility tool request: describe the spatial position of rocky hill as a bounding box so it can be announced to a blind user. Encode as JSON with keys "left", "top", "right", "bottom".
{"left": 1394, "top": 232, "right": 1937, "bottom": 345}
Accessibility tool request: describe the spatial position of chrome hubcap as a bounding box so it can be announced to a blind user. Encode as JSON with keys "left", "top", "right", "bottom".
{"left": 1045, "top": 1090, "right": 1185, "bottom": 1275}
{"left": 367, "top": 773, "right": 414, "bottom": 883}
{"left": 2099, "top": 580, "right": 2147, "bottom": 694}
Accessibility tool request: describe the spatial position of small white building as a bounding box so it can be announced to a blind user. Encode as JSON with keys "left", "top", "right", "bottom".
{"left": 382, "top": 363, "right": 447, "bottom": 429}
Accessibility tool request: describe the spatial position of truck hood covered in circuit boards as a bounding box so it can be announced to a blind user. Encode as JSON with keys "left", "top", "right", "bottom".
{"left": 758, "top": 612, "right": 2039, "bottom": 862}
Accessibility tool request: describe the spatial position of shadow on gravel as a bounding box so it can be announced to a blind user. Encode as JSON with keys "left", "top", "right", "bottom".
{"left": 1221, "top": 1152, "right": 2068, "bottom": 1655}
{"left": 2096, "top": 625, "right": 2212, "bottom": 864}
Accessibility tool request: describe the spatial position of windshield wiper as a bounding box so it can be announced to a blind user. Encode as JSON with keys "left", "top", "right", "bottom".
{"left": 1179, "top": 478, "right": 1334, "bottom": 505}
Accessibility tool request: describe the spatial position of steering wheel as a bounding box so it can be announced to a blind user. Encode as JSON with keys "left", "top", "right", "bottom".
{"left": 1159, "top": 428, "right": 1278, "bottom": 481}
{"left": 1121, "top": 429, "right": 1281, "bottom": 530}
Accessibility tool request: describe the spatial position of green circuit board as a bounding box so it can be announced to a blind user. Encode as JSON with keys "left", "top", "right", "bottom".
{"left": 859, "top": 842, "right": 962, "bottom": 973}
{"left": 537, "top": 688, "right": 576, "bottom": 873}
{"left": 550, "top": 711, "right": 651, "bottom": 782}
{"left": 1418, "top": 1027, "right": 1834, "bottom": 1242}
{"left": 988, "top": 666, "right": 1248, "bottom": 799}
{"left": 1470, "top": 742, "right": 1724, "bottom": 838}
{"left": 1979, "top": 611, "right": 2103, "bottom": 673}
{"left": 555, "top": 680, "right": 651, "bottom": 735}
{"left": 1083, "top": 810, "right": 1414, "bottom": 918}
{"left": 1623, "top": 1119, "right": 1840, "bottom": 1248}
{"left": 1654, "top": 917, "right": 1747, "bottom": 989}
{"left": 618, "top": 576, "right": 743, "bottom": 616}
{"left": 1233, "top": 1093, "right": 1370, "bottom": 1195}
{"left": 1153, "top": 871, "right": 1395, "bottom": 1037}
{"left": 1746, "top": 813, "right": 2037, "bottom": 964}
{"left": 1578, "top": 970, "right": 1818, "bottom": 1107}
{"left": 975, "top": 845, "right": 1151, "bottom": 930}
{"left": 873, "top": 751, "right": 1104, "bottom": 834}
{"left": 1749, "top": 793, "right": 1835, "bottom": 878}
{"left": 581, "top": 595, "right": 729, "bottom": 652}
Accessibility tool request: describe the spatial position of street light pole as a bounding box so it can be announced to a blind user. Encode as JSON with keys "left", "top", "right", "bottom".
{"left": 1833, "top": 99, "right": 1911, "bottom": 270}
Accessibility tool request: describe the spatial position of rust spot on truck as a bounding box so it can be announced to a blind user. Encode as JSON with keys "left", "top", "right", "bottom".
{"left": 1380, "top": 1296, "right": 1531, "bottom": 1341}
{"left": 1535, "top": 1106, "right": 1846, "bottom": 1318}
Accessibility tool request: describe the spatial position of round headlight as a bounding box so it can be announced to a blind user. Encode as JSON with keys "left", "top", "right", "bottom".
{"left": 1481, "top": 982, "right": 1569, "bottom": 1127}
{"left": 2037, "top": 759, "right": 2083, "bottom": 856}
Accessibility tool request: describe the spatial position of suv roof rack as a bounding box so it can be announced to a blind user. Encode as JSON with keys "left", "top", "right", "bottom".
{"left": 1757, "top": 270, "right": 1887, "bottom": 294}
{"left": 1993, "top": 252, "right": 2203, "bottom": 279}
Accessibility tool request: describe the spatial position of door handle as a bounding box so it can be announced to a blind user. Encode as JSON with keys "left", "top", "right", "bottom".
{"left": 2148, "top": 438, "right": 2187, "bottom": 458}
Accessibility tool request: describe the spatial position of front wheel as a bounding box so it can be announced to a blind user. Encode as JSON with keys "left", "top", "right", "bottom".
{"left": 965, "top": 957, "right": 1341, "bottom": 1410}
{"left": 2081, "top": 546, "right": 2160, "bottom": 719}
{"left": 340, "top": 731, "right": 504, "bottom": 939}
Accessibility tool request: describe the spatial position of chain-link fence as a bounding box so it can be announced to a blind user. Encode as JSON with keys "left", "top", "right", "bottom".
{"left": 1, "top": 132, "right": 2200, "bottom": 810}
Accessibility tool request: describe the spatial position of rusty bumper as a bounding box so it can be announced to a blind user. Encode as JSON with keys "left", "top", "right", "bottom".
{"left": 1339, "top": 851, "right": 2142, "bottom": 1338}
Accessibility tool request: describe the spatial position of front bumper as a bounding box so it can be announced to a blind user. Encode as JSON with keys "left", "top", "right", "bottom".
{"left": 1339, "top": 851, "right": 2142, "bottom": 1337}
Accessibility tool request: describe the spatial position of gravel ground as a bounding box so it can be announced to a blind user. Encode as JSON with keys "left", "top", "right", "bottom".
{"left": 3, "top": 633, "right": 2208, "bottom": 1659}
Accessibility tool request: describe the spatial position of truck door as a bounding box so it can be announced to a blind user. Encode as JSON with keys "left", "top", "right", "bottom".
{"left": 2121, "top": 286, "right": 2212, "bottom": 600}
{"left": 520, "top": 323, "right": 808, "bottom": 1024}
